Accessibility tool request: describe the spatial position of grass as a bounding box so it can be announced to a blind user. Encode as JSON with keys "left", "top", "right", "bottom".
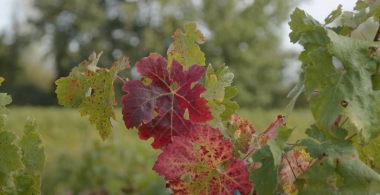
{"left": 4, "top": 106, "right": 315, "bottom": 194}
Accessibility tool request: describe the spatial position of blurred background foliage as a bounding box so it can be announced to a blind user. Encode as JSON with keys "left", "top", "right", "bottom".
{"left": 0, "top": 0, "right": 303, "bottom": 108}
{"left": 6, "top": 107, "right": 314, "bottom": 194}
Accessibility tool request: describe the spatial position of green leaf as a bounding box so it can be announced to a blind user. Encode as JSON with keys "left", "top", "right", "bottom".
{"left": 355, "top": 135, "right": 380, "bottom": 173}
{"left": 324, "top": 5, "right": 342, "bottom": 25}
{"left": 12, "top": 172, "right": 39, "bottom": 195}
{"left": 0, "top": 77, "right": 4, "bottom": 86}
{"left": 297, "top": 124, "right": 380, "bottom": 194}
{"left": 55, "top": 53, "right": 130, "bottom": 140}
{"left": 0, "top": 131, "right": 23, "bottom": 188}
{"left": 304, "top": 30, "right": 380, "bottom": 143}
{"left": 220, "top": 86, "right": 239, "bottom": 121}
{"left": 336, "top": 155, "right": 380, "bottom": 193}
{"left": 301, "top": 125, "right": 356, "bottom": 159}
{"left": 250, "top": 125, "right": 294, "bottom": 195}
{"left": 203, "top": 64, "right": 238, "bottom": 127}
{"left": 295, "top": 157, "right": 337, "bottom": 194}
{"left": 0, "top": 93, "right": 12, "bottom": 129}
{"left": 299, "top": 26, "right": 330, "bottom": 47}
{"left": 341, "top": 0, "right": 380, "bottom": 30}
{"left": 250, "top": 145, "right": 278, "bottom": 195}
{"left": 19, "top": 118, "right": 45, "bottom": 190}
{"left": 268, "top": 125, "right": 294, "bottom": 167}
{"left": 285, "top": 72, "right": 305, "bottom": 121}
{"left": 167, "top": 23, "right": 206, "bottom": 69}
{"left": 305, "top": 124, "right": 327, "bottom": 143}
{"left": 288, "top": 8, "right": 321, "bottom": 43}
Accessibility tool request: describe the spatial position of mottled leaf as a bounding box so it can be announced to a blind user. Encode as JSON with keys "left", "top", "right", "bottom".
{"left": 280, "top": 149, "right": 311, "bottom": 194}
{"left": 56, "top": 52, "right": 130, "bottom": 140}
{"left": 0, "top": 131, "right": 23, "bottom": 188}
{"left": 12, "top": 172, "right": 39, "bottom": 195}
{"left": 19, "top": 118, "right": 45, "bottom": 190}
{"left": 153, "top": 124, "right": 252, "bottom": 195}
{"left": 168, "top": 23, "right": 205, "bottom": 69}
{"left": 224, "top": 114, "right": 255, "bottom": 157}
{"left": 121, "top": 55, "right": 212, "bottom": 149}
{"left": 0, "top": 93, "right": 11, "bottom": 130}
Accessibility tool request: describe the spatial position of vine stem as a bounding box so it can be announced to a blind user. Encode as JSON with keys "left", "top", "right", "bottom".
{"left": 116, "top": 75, "right": 126, "bottom": 84}
{"left": 374, "top": 22, "right": 380, "bottom": 42}
{"left": 283, "top": 152, "right": 297, "bottom": 180}
{"left": 340, "top": 117, "right": 349, "bottom": 127}
{"left": 345, "top": 132, "right": 357, "bottom": 140}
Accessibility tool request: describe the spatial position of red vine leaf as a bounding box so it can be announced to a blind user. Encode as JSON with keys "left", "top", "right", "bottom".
{"left": 153, "top": 124, "right": 253, "bottom": 195}
{"left": 121, "top": 54, "right": 213, "bottom": 149}
{"left": 258, "top": 115, "right": 284, "bottom": 146}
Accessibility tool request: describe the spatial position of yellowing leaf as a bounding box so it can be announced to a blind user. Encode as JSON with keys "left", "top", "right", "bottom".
{"left": 168, "top": 23, "right": 206, "bottom": 69}
{"left": 55, "top": 53, "right": 130, "bottom": 140}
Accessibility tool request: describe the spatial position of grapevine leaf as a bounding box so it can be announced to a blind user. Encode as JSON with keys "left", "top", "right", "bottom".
{"left": 0, "top": 77, "right": 11, "bottom": 130}
{"left": 288, "top": 8, "right": 322, "bottom": 43}
{"left": 220, "top": 87, "right": 239, "bottom": 121}
{"left": 299, "top": 26, "right": 330, "bottom": 47}
{"left": 203, "top": 64, "right": 239, "bottom": 127}
{"left": 296, "top": 124, "right": 380, "bottom": 194}
{"left": 257, "top": 115, "right": 285, "bottom": 146}
{"left": 295, "top": 156, "right": 337, "bottom": 194}
{"left": 203, "top": 64, "right": 234, "bottom": 102}
{"left": 250, "top": 145, "right": 277, "bottom": 195}
{"left": 341, "top": 0, "right": 380, "bottom": 30}
{"left": 12, "top": 172, "right": 39, "bottom": 195}
{"left": 336, "top": 155, "right": 380, "bottom": 193}
{"left": 305, "top": 124, "right": 327, "bottom": 143}
{"left": 354, "top": 135, "right": 380, "bottom": 173}
{"left": 280, "top": 150, "right": 311, "bottom": 194}
{"left": 297, "top": 26, "right": 330, "bottom": 68}
{"left": 168, "top": 23, "right": 206, "bottom": 69}
{"left": 19, "top": 118, "right": 45, "bottom": 190}
{"left": 285, "top": 72, "right": 305, "bottom": 121}
{"left": 268, "top": 125, "right": 294, "bottom": 167}
{"left": 0, "top": 131, "right": 23, "bottom": 187}
{"left": 152, "top": 124, "right": 252, "bottom": 195}
{"left": 0, "top": 93, "right": 11, "bottom": 129}
{"left": 250, "top": 124, "right": 294, "bottom": 195}
{"left": 0, "top": 94, "right": 11, "bottom": 116}
{"left": 301, "top": 125, "right": 356, "bottom": 159}
{"left": 296, "top": 154, "right": 380, "bottom": 194}
{"left": 304, "top": 30, "right": 380, "bottom": 143}
{"left": 224, "top": 115, "right": 255, "bottom": 157}
{"left": 324, "top": 5, "right": 342, "bottom": 25}
{"left": 56, "top": 52, "right": 130, "bottom": 140}
{"left": 121, "top": 55, "right": 212, "bottom": 149}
